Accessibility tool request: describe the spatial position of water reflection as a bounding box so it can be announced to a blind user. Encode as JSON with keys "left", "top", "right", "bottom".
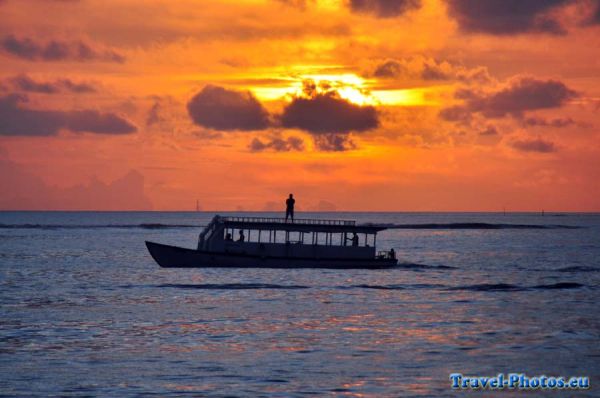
{"left": 0, "top": 212, "right": 599, "bottom": 396}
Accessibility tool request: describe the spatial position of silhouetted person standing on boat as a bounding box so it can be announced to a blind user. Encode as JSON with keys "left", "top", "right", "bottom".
{"left": 285, "top": 194, "right": 295, "bottom": 222}
{"left": 237, "top": 230, "right": 245, "bottom": 242}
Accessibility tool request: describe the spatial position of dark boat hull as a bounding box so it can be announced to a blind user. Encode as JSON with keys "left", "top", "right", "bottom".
{"left": 146, "top": 241, "right": 397, "bottom": 269}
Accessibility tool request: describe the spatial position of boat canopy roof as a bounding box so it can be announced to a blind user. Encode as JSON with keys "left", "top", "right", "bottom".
{"left": 217, "top": 216, "right": 387, "bottom": 234}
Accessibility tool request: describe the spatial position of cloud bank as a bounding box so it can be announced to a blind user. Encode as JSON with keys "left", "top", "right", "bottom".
{"left": 0, "top": 160, "right": 152, "bottom": 210}
{"left": 445, "top": 0, "right": 570, "bottom": 35}
{"left": 249, "top": 136, "right": 305, "bottom": 152}
{"left": 0, "top": 94, "right": 137, "bottom": 136}
{"left": 511, "top": 138, "right": 557, "bottom": 153}
{"left": 1, "top": 35, "right": 125, "bottom": 62}
{"left": 349, "top": 0, "right": 421, "bottom": 18}
{"left": 4, "top": 74, "right": 96, "bottom": 94}
{"left": 440, "top": 77, "right": 577, "bottom": 121}
{"left": 372, "top": 57, "right": 490, "bottom": 83}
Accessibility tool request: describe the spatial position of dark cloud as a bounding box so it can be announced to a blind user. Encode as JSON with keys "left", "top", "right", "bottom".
{"left": 188, "top": 82, "right": 378, "bottom": 152}
{"left": 373, "top": 60, "right": 405, "bottom": 78}
{"left": 8, "top": 75, "right": 57, "bottom": 94}
{"left": 456, "top": 67, "right": 492, "bottom": 84}
{"left": 511, "top": 138, "right": 557, "bottom": 153}
{"left": 439, "top": 106, "right": 472, "bottom": 123}
{"left": 445, "top": 0, "right": 569, "bottom": 35}
{"left": 576, "top": 1, "right": 600, "bottom": 26}
{"left": 187, "top": 85, "right": 270, "bottom": 131}
{"left": 372, "top": 57, "right": 490, "bottom": 83}
{"left": 523, "top": 116, "right": 575, "bottom": 128}
{"left": 349, "top": 0, "right": 421, "bottom": 18}
{"left": 58, "top": 79, "right": 96, "bottom": 93}
{"left": 66, "top": 110, "right": 136, "bottom": 134}
{"left": 313, "top": 134, "right": 357, "bottom": 151}
{"left": 421, "top": 62, "right": 452, "bottom": 80}
{"left": 6, "top": 74, "right": 96, "bottom": 94}
{"left": 1, "top": 35, "right": 125, "bottom": 63}
{"left": 440, "top": 77, "right": 578, "bottom": 120}
{"left": 249, "top": 136, "right": 305, "bottom": 152}
{"left": 592, "top": 2, "right": 600, "bottom": 24}
{"left": 421, "top": 61, "right": 490, "bottom": 82}
{"left": 0, "top": 94, "right": 136, "bottom": 136}
{"left": 281, "top": 85, "right": 379, "bottom": 134}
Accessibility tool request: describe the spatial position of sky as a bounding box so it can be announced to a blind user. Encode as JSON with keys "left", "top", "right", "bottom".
{"left": 0, "top": 0, "right": 599, "bottom": 211}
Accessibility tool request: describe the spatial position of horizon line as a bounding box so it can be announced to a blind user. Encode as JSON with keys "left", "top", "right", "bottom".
{"left": 1, "top": 210, "right": 599, "bottom": 214}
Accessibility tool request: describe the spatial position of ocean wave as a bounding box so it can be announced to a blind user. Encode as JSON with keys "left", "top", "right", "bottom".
{"left": 129, "top": 282, "right": 590, "bottom": 292}
{"left": 154, "top": 283, "right": 309, "bottom": 290}
{"left": 0, "top": 223, "right": 199, "bottom": 230}
{"left": 396, "top": 262, "right": 457, "bottom": 270}
{"left": 365, "top": 223, "right": 582, "bottom": 230}
{"left": 447, "top": 282, "right": 588, "bottom": 292}
{"left": 556, "top": 266, "right": 600, "bottom": 273}
{"left": 447, "top": 283, "right": 525, "bottom": 292}
{"left": 347, "top": 283, "right": 446, "bottom": 290}
{"left": 532, "top": 282, "right": 586, "bottom": 290}
{"left": 350, "top": 284, "right": 405, "bottom": 290}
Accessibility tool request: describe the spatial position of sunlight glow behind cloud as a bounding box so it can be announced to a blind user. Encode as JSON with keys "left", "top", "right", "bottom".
{"left": 0, "top": 0, "right": 598, "bottom": 210}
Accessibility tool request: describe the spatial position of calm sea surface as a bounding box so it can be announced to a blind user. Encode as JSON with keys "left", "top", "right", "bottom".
{"left": 1, "top": 212, "right": 599, "bottom": 397}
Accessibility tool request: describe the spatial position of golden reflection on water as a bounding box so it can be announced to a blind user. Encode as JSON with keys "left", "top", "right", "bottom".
{"left": 102, "top": 255, "right": 595, "bottom": 397}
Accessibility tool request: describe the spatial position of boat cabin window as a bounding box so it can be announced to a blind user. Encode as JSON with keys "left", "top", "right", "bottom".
{"left": 223, "top": 227, "right": 376, "bottom": 247}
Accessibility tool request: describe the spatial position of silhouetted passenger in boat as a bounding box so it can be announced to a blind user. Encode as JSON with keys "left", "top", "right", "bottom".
{"left": 225, "top": 232, "right": 233, "bottom": 241}
{"left": 346, "top": 232, "right": 359, "bottom": 246}
{"left": 285, "top": 194, "right": 295, "bottom": 222}
{"left": 237, "top": 230, "right": 245, "bottom": 242}
{"left": 389, "top": 248, "right": 396, "bottom": 259}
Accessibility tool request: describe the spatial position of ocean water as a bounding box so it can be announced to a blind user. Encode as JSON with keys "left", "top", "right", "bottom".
{"left": 0, "top": 211, "right": 599, "bottom": 397}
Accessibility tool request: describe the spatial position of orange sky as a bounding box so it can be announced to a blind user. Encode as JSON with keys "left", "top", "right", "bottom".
{"left": 0, "top": 0, "right": 599, "bottom": 211}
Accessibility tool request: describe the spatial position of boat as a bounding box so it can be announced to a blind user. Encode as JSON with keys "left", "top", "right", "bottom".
{"left": 146, "top": 215, "right": 398, "bottom": 269}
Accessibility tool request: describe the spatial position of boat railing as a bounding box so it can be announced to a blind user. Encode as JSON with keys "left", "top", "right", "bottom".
{"left": 221, "top": 216, "right": 355, "bottom": 226}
